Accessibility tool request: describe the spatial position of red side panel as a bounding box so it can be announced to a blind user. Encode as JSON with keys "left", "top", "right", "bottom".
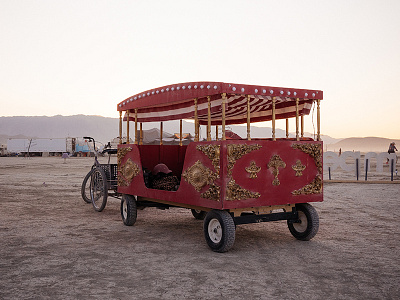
{"left": 219, "top": 140, "right": 323, "bottom": 209}
{"left": 117, "top": 140, "right": 323, "bottom": 210}
{"left": 117, "top": 143, "right": 223, "bottom": 210}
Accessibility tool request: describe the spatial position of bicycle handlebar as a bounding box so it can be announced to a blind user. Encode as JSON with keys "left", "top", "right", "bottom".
{"left": 102, "top": 148, "right": 118, "bottom": 155}
{"left": 83, "top": 136, "right": 97, "bottom": 155}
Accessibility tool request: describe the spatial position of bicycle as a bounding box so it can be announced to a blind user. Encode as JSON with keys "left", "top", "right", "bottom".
{"left": 81, "top": 137, "right": 119, "bottom": 212}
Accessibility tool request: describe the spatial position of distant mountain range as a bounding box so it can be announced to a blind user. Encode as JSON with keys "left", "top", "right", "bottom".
{"left": 325, "top": 137, "right": 399, "bottom": 153}
{"left": 0, "top": 115, "right": 398, "bottom": 153}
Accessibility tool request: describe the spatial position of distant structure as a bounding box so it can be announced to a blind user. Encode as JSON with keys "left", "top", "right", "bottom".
{"left": 0, "top": 144, "right": 6, "bottom": 156}
{"left": 7, "top": 137, "right": 77, "bottom": 156}
{"left": 5, "top": 137, "right": 101, "bottom": 157}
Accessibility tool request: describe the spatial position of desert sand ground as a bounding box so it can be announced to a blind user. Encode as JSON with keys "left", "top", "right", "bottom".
{"left": 0, "top": 156, "right": 399, "bottom": 299}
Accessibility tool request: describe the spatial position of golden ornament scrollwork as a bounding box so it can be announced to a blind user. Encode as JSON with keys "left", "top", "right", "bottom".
{"left": 224, "top": 144, "right": 263, "bottom": 200}
{"left": 227, "top": 144, "right": 262, "bottom": 176}
{"left": 182, "top": 145, "right": 222, "bottom": 201}
{"left": 117, "top": 147, "right": 132, "bottom": 163}
{"left": 226, "top": 179, "right": 260, "bottom": 201}
{"left": 267, "top": 154, "right": 286, "bottom": 186}
{"left": 118, "top": 158, "right": 140, "bottom": 187}
{"left": 200, "top": 183, "right": 221, "bottom": 201}
{"left": 182, "top": 160, "right": 217, "bottom": 192}
{"left": 291, "top": 143, "right": 322, "bottom": 173}
{"left": 117, "top": 147, "right": 136, "bottom": 186}
{"left": 245, "top": 161, "right": 261, "bottom": 179}
{"left": 196, "top": 144, "right": 220, "bottom": 174}
{"left": 292, "top": 160, "right": 306, "bottom": 177}
{"left": 292, "top": 175, "right": 322, "bottom": 195}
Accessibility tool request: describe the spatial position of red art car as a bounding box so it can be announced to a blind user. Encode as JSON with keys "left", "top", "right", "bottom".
{"left": 91, "top": 81, "right": 324, "bottom": 252}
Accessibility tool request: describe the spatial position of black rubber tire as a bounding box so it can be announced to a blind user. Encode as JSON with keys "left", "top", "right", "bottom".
{"left": 288, "top": 203, "right": 319, "bottom": 241}
{"left": 81, "top": 168, "right": 95, "bottom": 204}
{"left": 90, "top": 167, "right": 108, "bottom": 212}
{"left": 191, "top": 209, "right": 207, "bottom": 220}
{"left": 203, "top": 210, "right": 235, "bottom": 253}
{"left": 121, "top": 194, "right": 137, "bottom": 226}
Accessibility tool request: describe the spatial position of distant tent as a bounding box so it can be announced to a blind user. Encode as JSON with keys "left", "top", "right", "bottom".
{"left": 110, "top": 128, "right": 193, "bottom": 145}
{"left": 225, "top": 130, "right": 242, "bottom": 140}
{"left": 110, "top": 137, "right": 134, "bottom": 148}
{"left": 142, "top": 128, "right": 173, "bottom": 145}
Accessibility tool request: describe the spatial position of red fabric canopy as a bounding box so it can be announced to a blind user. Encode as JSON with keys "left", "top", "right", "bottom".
{"left": 118, "top": 82, "right": 323, "bottom": 125}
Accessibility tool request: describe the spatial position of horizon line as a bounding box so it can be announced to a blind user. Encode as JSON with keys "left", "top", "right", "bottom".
{"left": 0, "top": 114, "right": 399, "bottom": 140}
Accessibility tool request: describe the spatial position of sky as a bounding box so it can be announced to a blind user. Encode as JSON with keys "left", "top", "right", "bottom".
{"left": 1, "top": 0, "right": 399, "bottom": 139}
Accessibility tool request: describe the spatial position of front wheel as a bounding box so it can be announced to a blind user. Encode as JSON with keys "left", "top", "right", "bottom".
{"left": 90, "top": 167, "right": 108, "bottom": 212}
{"left": 287, "top": 203, "right": 319, "bottom": 241}
{"left": 204, "top": 210, "right": 235, "bottom": 252}
{"left": 121, "top": 194, "right": 137, "bottom": 226}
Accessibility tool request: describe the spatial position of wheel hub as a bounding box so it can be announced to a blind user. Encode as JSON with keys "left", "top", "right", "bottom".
{"left": 208, "top": 219, "right": 222, "bottom": 243}
{"left": 122, "top": 200, "right": 128, "bottom": 219}
{"left": 293, "top": 211, "right": 307, "bottom": 233}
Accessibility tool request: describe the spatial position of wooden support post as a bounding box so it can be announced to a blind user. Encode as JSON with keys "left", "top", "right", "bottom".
{"left": 179, "top": 119, "right": 183, "bottom": 146}
{"left": 222, "top": 93, "right": 226, "bottom": 141}
{"left": 317, "top": 99, "right": 321, "bottom": 141}
{"left": 295, "top": 98, "right": 299, "bottom": 141}
{"left": 160, "top": 122, "right": 163, "bottom": 145}
{"left": 194, "top": 98, "right": 199, "bottom": 142}
{"left": 207, "top": 96, "right": 211, "bottom": 141}
{"left": 119, "top": 111, "right": 122, "bottom": 144}
{"left": 126, "top": 110, "right": 130, "bottom": 143}
{"left": 272, "top": 97, "right": 276, "bottom": 141}
{"left": 247, "top": 94, "right": 251, "bottom": 141}
{"left": 139, "top": 123, "right": 143, "bottom": 145}
{"left": 134, "top": 109, "right": 138, "bottom": 144}
{"left": 285, "top": 119, "right": 289, "bottom": 139}
{"left": 301, "top": 115, "right": 304, "bottom": 138}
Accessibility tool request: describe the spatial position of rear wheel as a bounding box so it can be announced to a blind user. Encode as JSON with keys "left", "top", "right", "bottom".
{"left": 204, "top": 210, "right": 235, "bottom": 252}
{"left": 81, "top": 168, "right": 94, "bottom": 203}
{"left": 121, "top": 194, "right": 137, "bottom": 226}
{"left": 191, "top": 209, "right": 207, "bottom": 220}
{"left": 90, "top": 167, "right": 108, "bottom": 212}
{"left": 287, "top": 203, "right": 319, "bottom": 241}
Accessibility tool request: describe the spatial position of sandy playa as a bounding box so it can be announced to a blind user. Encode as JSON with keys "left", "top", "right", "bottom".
{"left": 0, "top": 156, "right": 399, "bottom": 299}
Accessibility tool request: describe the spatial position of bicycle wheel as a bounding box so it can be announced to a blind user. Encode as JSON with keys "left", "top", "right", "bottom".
{"left": 90, "top": 167, "right": 108, "bottom": 212}
{"left": 81, "top": 168, "right": 95, "bottom": 203}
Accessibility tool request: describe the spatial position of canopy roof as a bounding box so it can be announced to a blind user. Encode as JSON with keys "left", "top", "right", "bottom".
{"left": 117, "top": 82, "right": 323, "bottom": 125}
